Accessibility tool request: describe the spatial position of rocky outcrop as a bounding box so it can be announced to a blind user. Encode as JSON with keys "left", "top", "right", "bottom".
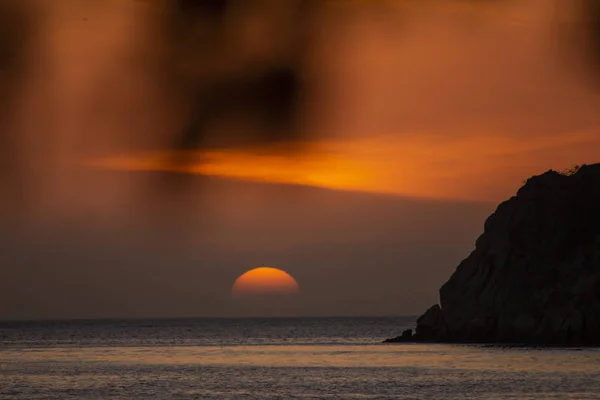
{"left": 383, "top": 328, "right": 414, "bottom": 343}
{"left": 411, "top": 164, "right": 600, "bottom": 345}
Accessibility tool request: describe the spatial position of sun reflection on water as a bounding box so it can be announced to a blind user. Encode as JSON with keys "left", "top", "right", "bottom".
{"left": 5, "top": 344, "right": 600, "bottom": 372}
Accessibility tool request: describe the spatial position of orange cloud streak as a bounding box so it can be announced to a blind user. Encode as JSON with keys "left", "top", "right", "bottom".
{"left": 86, "top": 129, "right": 600, "bottom": 202}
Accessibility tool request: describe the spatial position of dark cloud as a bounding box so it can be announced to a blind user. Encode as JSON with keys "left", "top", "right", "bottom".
{"left": 0, "top": 1, "right": 36, "bottom": 209}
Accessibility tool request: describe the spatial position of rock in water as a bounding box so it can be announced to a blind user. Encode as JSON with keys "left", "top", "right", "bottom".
{"left": 415, "top": 164, "right": 600, "bottom": 345}
{"left": 383, "top": 328, "right": 414, "bottom": 343}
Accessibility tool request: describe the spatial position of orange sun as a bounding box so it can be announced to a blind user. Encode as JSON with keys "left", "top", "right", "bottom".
{"left": 231, "top": 267, "right": 300, "bottom": 299}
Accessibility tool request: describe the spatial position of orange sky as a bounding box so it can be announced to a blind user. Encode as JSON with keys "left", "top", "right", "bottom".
{"left": 0, "top": 0, "right": 596, "bottom": 216}
{"left": 3, "top": 0, "right": 600, "bottom": 319}
{"left": 79, "top": 0, "right": 600, "bottom": 204}
{"left": 1, "top": 0, "right": 599, "bottom": 219}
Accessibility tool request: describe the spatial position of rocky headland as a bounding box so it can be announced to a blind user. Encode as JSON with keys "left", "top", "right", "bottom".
{"left": 386, "top": 164, "right": 600, "bottom": 345}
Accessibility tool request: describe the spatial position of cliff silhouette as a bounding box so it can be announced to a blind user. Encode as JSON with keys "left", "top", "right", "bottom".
{"left": 388, "top": 163, "right": 600, "bottom": 345}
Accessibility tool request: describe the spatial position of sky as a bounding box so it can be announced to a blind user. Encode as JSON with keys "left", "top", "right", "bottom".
{"left": 1, "top": 0, "right": 599, "bottom": 319}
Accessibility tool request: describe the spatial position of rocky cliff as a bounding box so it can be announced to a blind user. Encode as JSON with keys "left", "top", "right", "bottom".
{"left": 411, "top": 164, "right": 600, "bottom": 345}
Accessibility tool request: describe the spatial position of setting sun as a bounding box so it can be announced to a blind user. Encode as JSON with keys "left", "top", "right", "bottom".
{"left": 232, "top": 267, "right": 300, "bottom": 299}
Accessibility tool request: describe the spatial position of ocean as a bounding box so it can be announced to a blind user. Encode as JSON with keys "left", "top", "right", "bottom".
{"left": 2, "top": 317, "right": 600, "bottom": 399}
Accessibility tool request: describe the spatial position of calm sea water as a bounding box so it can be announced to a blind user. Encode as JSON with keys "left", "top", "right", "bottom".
{"left": 2, "top": 317, "right": 600, "bottom": 399}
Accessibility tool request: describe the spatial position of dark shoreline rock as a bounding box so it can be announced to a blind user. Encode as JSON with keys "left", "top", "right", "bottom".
{"left": 393, "top": 164, "right": 600, "bottom": 346}
{"left": 383, "top": 328, "right": 414, "bottom": 343}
